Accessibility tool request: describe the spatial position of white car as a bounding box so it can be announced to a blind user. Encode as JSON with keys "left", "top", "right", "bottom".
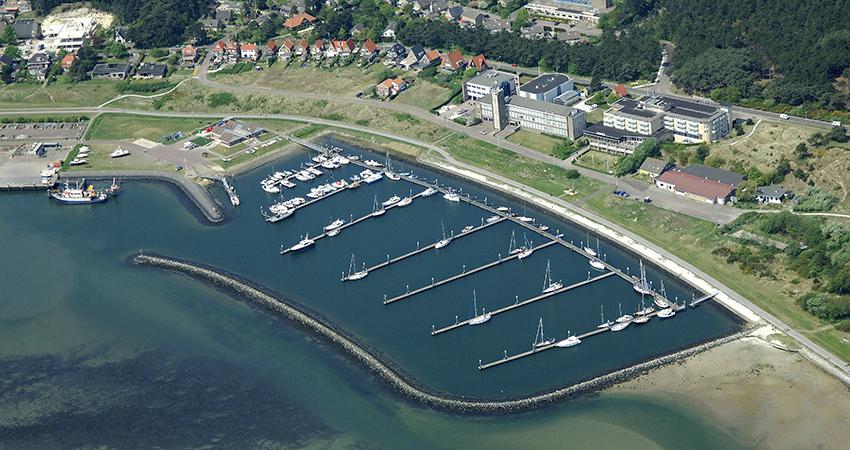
{"left": 779, "top": 114, "right": 790, "bottom": 120}
{"left": 832, "top": 121, "right": 842, "bottom": 127}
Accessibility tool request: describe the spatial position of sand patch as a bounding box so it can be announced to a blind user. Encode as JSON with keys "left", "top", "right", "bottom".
{"left": 133, "top": 139, "right": 159, "bottom": 149}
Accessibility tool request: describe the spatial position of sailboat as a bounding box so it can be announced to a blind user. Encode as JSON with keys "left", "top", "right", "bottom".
{"left": 633, "top": 260, "right": 653, "bottom": 295}
{"left": 633, "top": 295, "right": 651, "bottom": 324}
{"left": 615, "top": 302, "right": 633, "bottom": 323}
{"left": 371, "top": 195, "right": 386, "bottom": 217}
{"left": 508, "top": 231, "right": 522, "bottom": 255}
{"left": 589, "top": 238, "right": 605, "bottom": 270}
{"left": 434, "top": 219, "right": 451, "bottom": 249}
{"left": 384, "top": 150, "right": 401, "bottom": 180}
{"left": 542, "top": 260, "right": 563, "bottom": 293}
{"left": 597, "top": 305, "right": 613, "bottom": 329}
{"left": 583, "top": 232, "right": 597, "bottom": 257}
{"left": 654, "top": 279, "right": 671, "bottom": 308}
{"left": 343, "top": 253, "right": 368, "bottom": 281}
{"left": 517, "top": 233, "right": 534, "bottom": 259}
{"left": 468, "top": 290, "right": 491, "bottom": 325}
{"left": 533, "top": 318, "right": 556, "bottom": 349}
{"left": 396, "top": 189, "right": 413, "bottom": 207}
{"left": 556, "top": 331, "right": 582, "bottom": 348}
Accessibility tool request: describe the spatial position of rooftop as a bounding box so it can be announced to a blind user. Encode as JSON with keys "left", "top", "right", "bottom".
{"left": 639, "top": 157, "right": 668, "bottom": 174}
{"left": 644, "top": 95, "right": 723, "bottom": 120}
{"left": 467, "top": 70, "right": 514, "bottom": 87}
{"left": 520, "top": 73, "right": 572, "bottom": 94}
{"left": 609, "top": 98, "right": 662, "bottom": 119}
{"left": 657, "top": 170, "right": 735, "bottom": 199}
{"left": 678, "top": 164, "right": 744, "bottom": 187}
{"left": 584, "top": 123, "right": 662, "bottom": 140}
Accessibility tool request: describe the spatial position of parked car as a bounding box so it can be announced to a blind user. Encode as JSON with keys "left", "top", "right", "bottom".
{"left": 832, "top": 120, "right": 842, "bottom": 127}
{"left": 779, "top": 113, "right": 790, "bottom": 120}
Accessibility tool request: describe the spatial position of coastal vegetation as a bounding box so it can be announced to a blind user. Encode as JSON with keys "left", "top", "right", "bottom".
{"left": 85, "top": 114, "right": 214, "bottom": 142}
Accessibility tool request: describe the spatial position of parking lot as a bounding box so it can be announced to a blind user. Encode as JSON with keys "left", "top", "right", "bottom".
{"left": 0, "top": 122, "right": 87, "bottom": 141}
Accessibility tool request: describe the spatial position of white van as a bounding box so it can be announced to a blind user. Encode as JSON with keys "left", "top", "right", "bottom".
{"left": 832, "top": 120, "right": 842, "bottom": 127}
{"left": 779, "top": 114, "right": 790, "bottom": 120}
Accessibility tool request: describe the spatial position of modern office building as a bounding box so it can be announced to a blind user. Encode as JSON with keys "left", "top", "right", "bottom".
{"left": 643, "top": 95, "right": 730, "bottom": 143}
{"left": 518, "top": 73, "right": 574, "bottom": 103}
{"left": 463, "top": 70, "right": 517, "bottom": 101}
{"left": 480, "top": 89, "right": 586, "bottom": 140}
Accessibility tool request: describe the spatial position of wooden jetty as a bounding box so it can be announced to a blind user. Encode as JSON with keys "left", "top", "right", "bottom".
{"left": 343, "top": 216, "right": 509, "bottom": 280}
{"left": 383, "top": 239, "right": 560, "bottom": 305}
{"left": 431, "top": 271, "right": 617, "bottom": 335}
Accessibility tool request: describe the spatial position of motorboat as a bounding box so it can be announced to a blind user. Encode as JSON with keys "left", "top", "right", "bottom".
{"left": 262, "top": 182, "right": 281, "bottom": 194}
{"left": 364, "top": 159, "right": 383, "bottom": 168}
{"left": 307, "top": 167, "right": 323, "bottom": 176}
{"left": 443, "top": 191, "right": 460, "bottom": 202}
{"left": 382, "top": 195, "right": 401, "bottom": 207}
{"left": 517, "top": 216, "right": 534, "bottom": 223}
{"left": 538, "top": 224, "right": 549, "bottom": 232}
{"left": 320, "top": 160, "right": 338, "bottom": 170}
{"left": 347, "top": 180, "right": 361, "bottom": 190}
{"left": 555, "top": 335, "right": 581, "bottom": 348}
{"left": 633, "top": 315, "right": 650, "bottom": 324}
{"left": 109, "top": 148, "right": 130, "bottom": 158}
{"left": 295, "top": 171, "right": 314, "bottom": 182}
{"left": 421, "top": 187, "right": 437, "bottom": 197}
{"left": 364, "top": 172, "right": 383, "bottom": 184}
{"left": 496, "top": 206, "right": 510, "bottom": 212}
{"left": 396, "top": 196, "right": 413, "bottom": 207}
{"left": 263, "top": 207, "right": 293, "bottom": 223}
{"left": 461, "top": 225, "right": 474, "bottom": 233}
{"left": 69, "top": 158, "right": 87, "bottom": 166}
{"left": 327, "top": 228, "right": 341, "bottom": 237}
{"left": 657, "top": 308, "right": 676, "bottom": 319}
{"left": 289, "top": 235, "right": 315, "bottom": 252}
{"left": 312, "top": 154, "right": 327, "bottom": 163}
{"left": 291, "top": 197, "right": 306, "bottom": 205}
{"left": 385, "top": 171, "right": 401, "bottom": 181}
{"left": 589, "top": 259, "right": 606, "bottom": 271}
{"left": 324, "top": 218, "right": 345, "bottom": 231}
{"left": 280, "top": 180, "right": 296, "bottom": 189}
{"left": 336, "top": 156, "right": 350, "bottom": 165}
{"left": 468, "top": 291, "right": 491, "bottom": 325}
{"left": 486, "top": 215, "right": 500, "bottom": 223}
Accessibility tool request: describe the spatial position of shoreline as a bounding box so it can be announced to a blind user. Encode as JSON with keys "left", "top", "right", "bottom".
{"left": 131, "top": 252, "right": 746, "bottom": 415}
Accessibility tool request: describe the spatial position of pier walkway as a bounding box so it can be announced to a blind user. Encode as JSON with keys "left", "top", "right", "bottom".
{"left": 431, "top": 271, "right": 617, "bottom": 335}
{"left": 690, "top": 292, "right": 718, "bottom": 307}
{"left": 383, "top": 239, "right": 560, "bottom": 305}
{"left": 344, "top": 217, "right": 509, "bottom": 280}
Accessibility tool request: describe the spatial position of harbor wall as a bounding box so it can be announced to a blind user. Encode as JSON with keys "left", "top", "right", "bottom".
{"left": 132, "top": 252, "right": 746, "bottom": 415}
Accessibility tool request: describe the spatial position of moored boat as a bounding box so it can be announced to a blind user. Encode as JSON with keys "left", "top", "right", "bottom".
{"left": 555, "top": 335, "right": 581, "bottom": 348}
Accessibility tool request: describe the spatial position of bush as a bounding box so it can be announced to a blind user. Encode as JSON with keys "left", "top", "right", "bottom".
{"left": 614, "top": 138, "right": 660, "bottom": 176}
{"left": 795, "top": 292, "right": 850, "bottom": 322}
{"left": 207, "top": 92, "right": 237, "bottom": 107}
{"left": 794, "top": 187, "right": 839, "bottom": 212}
{"left": 563, "top": 169, "right": 580, "bottom": 179}
{"left": 837, "top": 320, "right": 850, "bottom": 332}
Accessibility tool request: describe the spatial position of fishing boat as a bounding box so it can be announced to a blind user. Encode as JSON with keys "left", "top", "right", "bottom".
{"left": 421, "top": 187, "right": 437, "bottom": 197}
{"left": 434, "top": 219, "right": 451, "bottom": 249}
{"left": 49, "top": 179, "right": 115, "bottom": 204}
{"left": 109, "top": 148, "right": 130, "bottom": 158}
{"left": 468, "top": 290, "right": 491, "bottom": 325}
{"left": 533, "top": 318, "right": 556, "bottom": 349}
{"left": 633, "top": 260, "right": 653, "bottom": 295}
{"left": 289, "top": 235, "right": 315, "bottom": 252}
{"left": 615, "top": 302, "right": 633, "bottom": 323}
{"left": 443, "top": 191, "right": 460, "bottom": 202}
{"left": 324, "top": 218, "right": 345, "bottom": 231}
{"left": 342, "top": 253, "right": 368, "bottom": 281}
{"left": 461, "top": 225, "right": 474, "bottom": 233}
{"left": 382, "top": 195, "right": 401, "bottom": 207}
{"left": 371, "top": 195, "right": 385, "bottom": 217}
{"left": 556, "top": 333, "right": 581, "bottom": 348}
{"left": 597, "top": 305, "right": 613, "bottom": 329}
{"left": 657, "top": 307, "right": 676, "bottom": 319}
{"left": 486, "top": 215, "right": 500, "bottom": 223}
{"left": 541, "top": 260, "right": 563, "bottom": 293}
{"left": 517, "top": 234, "right": 534, "bottom": 259}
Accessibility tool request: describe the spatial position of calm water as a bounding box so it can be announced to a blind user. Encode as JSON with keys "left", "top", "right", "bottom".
{"left": 0, "top": 138, "right": 743, "bottom": 448}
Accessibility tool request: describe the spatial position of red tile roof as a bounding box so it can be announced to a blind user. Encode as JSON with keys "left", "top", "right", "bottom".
{"left": 60, "top": 53, "right": 76, "bottom": 68}
{"left": 363, "top": 39, "right": 378, "bottom": 53}
{"left": 424, "top": 49, "right": 441, "bottom": 62}
{"left": 314, "top": 39, "right": 324, "bottom": 49}
{"left": 266, "top": 40, "right": 277, "bottom": 50}
{"left": 442, "top": 49, "right": 465, "bottom": 69}
{"left": 241, "top": 43, "right": 257, "bottom": 51}
{"left": 614, "top": 84, "right": 628, "bottom": 97}
{"left": 656, "top": 170, "right": 734, "bottom": 200}
{"left": 282, "top": 39, "right": 294, "bottom": 50}
{"left": 470, "top": 54, "right": 486, "bottom": 71}
{"left": 284, "top": 12, "right": 316, "bottom": 29}
{"left": 182, "top": 45, "right": 196, "bottom": 56}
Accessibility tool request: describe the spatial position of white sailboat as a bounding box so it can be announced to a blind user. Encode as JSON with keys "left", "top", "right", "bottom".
{"left": 371, "top": 195, "right": 386, "bottom": 217}
{"left": 633, "top": 296, "right": 651, "bottom": 324}
{"left": 533, "top": 318, "right": 556, "bottom": 349}
{"left": 657, "top": 307, "right": 676, "bottom": 319}
{"left": 421, "top": 186, "right": 437, "bottom": 197}
{"left": 508, "top": 231, "right": 522, "bottom": 255}
{"left": 615, "top": 302, "right": 633, "bottom": 323}
{"left": 517, "top": 234, "right": 534, "bottom": 259}
{"left": 396, "top": 190, "right": 413, "bottom": 207}
{"left": 468, "top": 290, "right": 491, "bottom": 325}
{"left": 343, "top": 253, "right": 368, "bottom": 281}
{"left": 597, "top": 305, "right": 613, "bottom": 329}
{"left": 542, "top": 260, "right": 563, "bottom": 293}
{"left": 633, "top": 260, "right": 653, "bottom": 295}
{"left": 434, "top": 219, "right": 451, "bottom": 249}
{"left": 583, "top": 233, "right": 598, "bottom": 257}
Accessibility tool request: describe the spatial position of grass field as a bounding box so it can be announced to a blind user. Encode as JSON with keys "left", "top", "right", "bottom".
{"left": 0, "top": 78, "right": 182, "bottom": 108}
{"left": 86, "top": 114, "right": 216, "bottom": 142}
{"left": 65, "top": 144, "right": 170, "bottom": 172}
{"left": 212, "top": 61, "right": 387, "bottom": 97}
{"left": 438, "top": 134, "right": 605, "bottom": 199}
{"left": 583, "top": 194, "right": 850, "bottom": 363}
{"left": 505, "top": 130, "right": 562, "bottom": 155}
{"left": 395, "top": 80, "right": 456, "bottom": 111}
{"left": 574, "top": 150, "right": 618, "bottom": 175}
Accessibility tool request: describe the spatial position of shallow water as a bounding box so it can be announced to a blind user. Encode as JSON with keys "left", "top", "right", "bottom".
{"left": 0, "top": 139, "right": 744, "bottom": 447}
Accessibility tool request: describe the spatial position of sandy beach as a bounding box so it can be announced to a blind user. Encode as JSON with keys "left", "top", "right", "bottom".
{"left": 611, "top": 333, "right": 850, "bottom": 449}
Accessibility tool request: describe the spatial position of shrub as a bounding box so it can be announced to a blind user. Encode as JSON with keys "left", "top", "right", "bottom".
{"left": 794, "top": 187, "right": 839, "bottom": 212}
{"left": 795, "top": 292, "right": 850, "bottom": 322}
{"left": 207, "top": 92, "right": 237, "bottom": 107}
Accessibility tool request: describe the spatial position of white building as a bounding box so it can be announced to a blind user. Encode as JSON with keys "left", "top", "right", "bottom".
{"left": 42, "top": 16, "right": 99, "bottom": 53}
{"left": 518, "top": 73, "right": 575, "bottom": 103}
{"left": 643, "top": 96, "right": 730, "bottom": 143}
{"left": 523, "top": 0, "right": 608, "bottom": 24}
{"left": 463, "top": 70, "right": 517, "bottom": 101}
{"left": 480, "top": 90, "right": 586, "bottom": 140}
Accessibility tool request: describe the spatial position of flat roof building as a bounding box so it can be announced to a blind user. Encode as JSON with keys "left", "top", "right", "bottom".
{"left": 518, "top": 73, "right": 574, "bottom": 103}
{"left": 209, "top": 119, "right": 265, "bottom": 147}
{"left": 480, "top": 90, "right": 586, "bottom": 140}
{"left": 463, "top": 70, "right": 517, "bottom": 101}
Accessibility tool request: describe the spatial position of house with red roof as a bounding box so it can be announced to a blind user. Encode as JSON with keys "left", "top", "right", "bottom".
{"left": 266, "top": 40, "right": 278, "bottom": 57}
{"left": 328, "top": 38, "right": 356, "bottom": 58}
{"left": 313, "top": 39, "right": 325, "bottom": 59}
{"left": 654, "top": 169, "right": 736, "bottom": 205}
{"left": 419, "top": 49, "right": 441, "bottom": 68}
{"left": 469, "top": 54, "right": 487, "bottom": 71}
{"left": 441, "top": 49, "right": 466, "bottom": 72}
{"left": 278, "top": 39, "right": 295, "bottom": 59}
{"left": 284, "top": 12, "right": 316, "bottom": 30}
{"left": 60, "top": 53, "right": 76, "bottom": 71}
{"left": 240, "top": 43, "right": 259, "bottom": 61}
{"left": 212, "top": 40, "right": 240, "bottom": 63}
{"left": 361, "top": 39, "right": 379, "bottom": 62}
{"left": 376, "top": 77, "right": 407, "bottom": 98}
{"left": 614, "top": 84, "right": 628, "bottom": 97}
{"left": 296, "top": 40, "right": 311, "bottom": 58}
{"left": 182, "top": 45, "right": 198, "bottom": 67}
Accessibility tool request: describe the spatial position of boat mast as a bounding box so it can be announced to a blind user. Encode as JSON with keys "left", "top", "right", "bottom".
{"left": 543, "top": 259, "right": 551, "bottom": 290}
{"left": 508, "top": 230, "right": 516, "bottom": 253}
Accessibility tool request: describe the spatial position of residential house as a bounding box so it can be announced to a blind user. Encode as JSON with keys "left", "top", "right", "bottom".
{"left": 445, "top": 6, "right": 462, "bottom": 21}
{"left": 382, "top": 22, "right": 397, "bottom": 40}
{"left": 215, "top": 9, "right": 233, "bottom": 23}
{"left": 349, "top": 23, "right": 365, "bottom": 36}
{"left": 240, "top": 43, "right": 259, "bottom": 61}
{"left": 613, "top": 84, "right": 628, "bottom": 97}
{"left": 208, "top": 119, "right": 265, "bottom": 147}
{"left": 520, "top": 22, "right": 548, "bottom": 40}
{"left": 279, "top": 39, "right": 295, "bottom": 59}
{"left": 135, "top": 62, "right": 167, "bottom": 79}
{"left": 329, "top": 38, "right": 355, "bottom": 58}
{"left": 469, "top": 54, "right": 487, "bottom": 71}
{"left": 26, "top": 52, "right": 49, "bottom": 80}
{"left": 266, "top": 40, "right": 278, "bottom": 59}
{"left": 91, "top": 63, "right": 132, "bottom": 80}
{"left": 637, "top": 157, "right": 670, "bottom": 178}
{"left": 376, "top": 76, "right": 407, "bottom": 98}
{"left": 284, "top": 12, "right": 316, "bottom": 29}
{"left": 386, "top": 42, "right": 407, "bottom": 60}
{"left": 201, "top": 18, "right": 221, "bottom": 30}
{"left": 60, "top": 52, "right": 76, "bottom": 71}
{"left": 483, "top": 16, "right": 510, "bottom": 33}
{"left": 212, "top": 39, "right": 239, "bottom": 63}
{"left": 419, "top": 49, "right": 441, "bottom": 69}
{"left": 655, "top": 169, "right": 736, "bottom": 205}
{"left": 441, "top": 49, "right": 465, "bottom": 72}
{"left": 114, "top": 27, "right": 130, "bottom": 46}
{"left": 295, "top": 39, "right": 310, "bottom": 58}
{"left": 313, "top": 39, "right": 325, "bottom": 59}
{"left": 12, "top": 18, "right": 38, "bottom": 40}
{"left": 460, "top": 8, "right": 486, "bottom": 28}
{"left": 400, "top": 44, "right": 426, "bottom": 70}
{"left": 756, "top": 185, "right": 794, "bottom": 204}
{"left": 361, "top": 38, "right": 379, "bottom": 61}
{"left": 182, "top": 45, "right": 198, "bottom": 66}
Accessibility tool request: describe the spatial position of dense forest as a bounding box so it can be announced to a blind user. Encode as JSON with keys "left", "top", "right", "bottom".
{"left": 609, "top": 0, "right": 850, "bottom": 109}
{"left": 397, "top": 20, "right": 660, "bottom": 82}
{"left": 31, "top": 0, "right": 213, "bottom": 48}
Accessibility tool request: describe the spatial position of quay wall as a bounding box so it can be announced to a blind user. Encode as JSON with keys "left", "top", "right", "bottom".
{"left": 133, "top": 252, "right": 746, "bottom": 415}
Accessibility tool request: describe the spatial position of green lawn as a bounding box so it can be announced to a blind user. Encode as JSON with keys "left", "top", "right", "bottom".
{"left": 0, "top": 78, "right": 176, "bottom": 108}
{"left": 438, "top": 134, "right": 604, "bottom": 200}
{"left": 574, "top": 150, "right": 618, "bottom": 175}
{"left": 395, "top": 80, "right": 456, "bottom": 111}
{"left": 65, "top": 144, "right": 170, "bottom": 172}
{"left": 583, "top": 194, "right": 850, "bottom": 363}
{"left": 220, "top": 138, "right": 291, "bottom": 169}
{"left": 505, "top": 130, "right": 563, "bottom": 155}
{"left": 86, "top": 113, "right": 217, "bottom": 142}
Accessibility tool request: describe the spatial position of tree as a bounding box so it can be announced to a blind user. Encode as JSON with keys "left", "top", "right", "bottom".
{"left": 511, "top": 9, "right": 529, "bottom": 32}
{"left": 808, "top": 132, "right": 828, "bottom": 147}
{"left": 69, "top": 43, "right": 97, "bottom": 81}
{"left": 3, "top": 45, "right": 21, "bottom": 61}
{"left": 0, "top": 64, "right": 13, "bottom": 84}
{"left": 0, "top": 25, "right": 15, "bottom": 45}
{"left": 694, "top": 144, "right": 710, "bottom": 163}
{"left": 827, "top": 125, "right": 849, "bottom": 143}
{"left": 795, "top": 142, "right": 811, "bottom": 159}
{"left": 105, "top": 41, "right": 129, "bottom": 58}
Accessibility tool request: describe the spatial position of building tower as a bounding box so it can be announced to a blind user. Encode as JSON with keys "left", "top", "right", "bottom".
{"left": 490, "top": 84, "right": 508, "bottom": 132}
